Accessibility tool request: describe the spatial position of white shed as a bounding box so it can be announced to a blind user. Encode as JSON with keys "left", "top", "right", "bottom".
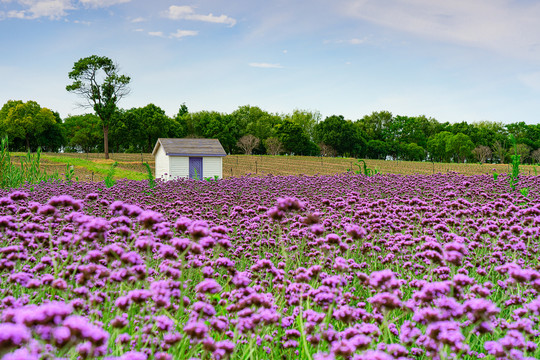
{"left": 152, "top": 138, "right": 226, "bottom": 180}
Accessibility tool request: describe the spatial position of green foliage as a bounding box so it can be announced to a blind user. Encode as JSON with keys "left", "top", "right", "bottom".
{"left": 520, "top": 187, "right": 530, "bottom": 197}
{"left": 283, "top": 109, "right": 321, "bottom": 140}
{"left": 366, "top": 140, "right": 389, "bottom": 160}
{"left": 0, "top": 100, "right": 62, "bottom": 151}
{"left": 314, "top": 115, "right": 366, "bottom": 157}
{"left": 188, "top": 111, "right": 239, "bottom": 154}
{"left": 356, "top": 111, "right": 393, "bottom": 141}
{"left": 66, "top": 55, "right": 131, "bottom": 158}
{"left": 64, "top": 163, "right": 75, "bottom": 182}
{"left": 204, "top": 175, "right": 220, "bottom": 182}
{"left": 192, "top": 167, "right": 200, "bottom": 181}
{"left": 446, "top": 133, "right": 475, "bottom": 163}
{"left": 0, "top": 136, "right": 59, "bottom": 189}
{"left": 63, "top": 114, "right": 102, "bottom": 153}
{"left": 104, "top": 161, "right": 118, "bottom": 188}
{"left": 427, "top": 131, "right": 453, "bottom": 162}
{"left": 493, "top": 172, "right": 498, "bottom": 181}
{"left": 275, "top": 120, "right": 319, "bottom": 156}
{"left": 349, "top": 159, "right": 379, "bottom": 176}
{"left": 400, "top": 142, "right": 425, "bottom": 162}
{"left": 143, "top": 162, "right": 156, "bottom": 189}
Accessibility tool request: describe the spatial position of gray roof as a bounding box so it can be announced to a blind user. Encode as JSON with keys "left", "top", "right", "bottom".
{"left": 152, "top": 138, "right": 227, "bottom": 157}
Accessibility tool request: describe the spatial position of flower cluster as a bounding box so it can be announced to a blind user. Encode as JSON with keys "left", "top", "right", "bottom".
{"left": 0, "top": 173, "right": 539, "bottom": 359}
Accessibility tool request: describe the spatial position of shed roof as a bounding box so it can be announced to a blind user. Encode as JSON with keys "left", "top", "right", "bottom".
{"left": 152, "top": 138, "right": 227, "bottom": 157}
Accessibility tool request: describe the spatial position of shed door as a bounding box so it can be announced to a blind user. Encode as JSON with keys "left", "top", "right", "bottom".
{"left": 189, "top": 157, "right": 203, "bottom": 179}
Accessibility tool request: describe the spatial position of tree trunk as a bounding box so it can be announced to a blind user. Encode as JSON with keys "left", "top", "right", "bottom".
{"left": 25, "top": 136, "right": 30, "bottom": 152}
{"left": 104, "top": 125, "right": 109, "bottom": 159}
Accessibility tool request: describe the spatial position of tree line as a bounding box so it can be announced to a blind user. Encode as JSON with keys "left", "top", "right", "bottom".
{"left": 1, "top": 99, "right": 540, "bottom": 164}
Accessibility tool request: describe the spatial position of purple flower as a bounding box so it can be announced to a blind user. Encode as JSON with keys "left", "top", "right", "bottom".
{"left": 137, "top": 210, "right": 164, "bottom": 228}
{"left": 0, "top": 323, "right": 31, "bottom": 349}
{"left": 367, "top": 292, "right": 402, "bottom": 311}
{"left": 368, "top": 269, "right": 399, "bottom": 292}
{"left": 276, "top": 197, "right": 304, "bottom": 211}
{"left": 183, "top": 320, "right": 208, "bottom": 340}
{"left": 120, "top": 351, "right": 148, "bottom": 360}
{"left": 463, "top": 298, "right": 500, "bottom": 323}
{"left": 195, "top": 279, "right": 222, "bottom": 294}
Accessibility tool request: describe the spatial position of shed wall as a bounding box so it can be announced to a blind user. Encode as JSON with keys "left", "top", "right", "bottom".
{"left": 203, "top": 157, "right": 222, "bottom": 179}
{"left": 155, "top": 145, "right": 169, "bottom": 179}
{"left": 170, "top": 156, "right": 189, "bottom": 179}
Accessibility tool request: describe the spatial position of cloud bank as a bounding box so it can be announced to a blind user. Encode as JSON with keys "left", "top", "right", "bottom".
{"left": 165, "top": 5, "right": 236, "bottom": 27}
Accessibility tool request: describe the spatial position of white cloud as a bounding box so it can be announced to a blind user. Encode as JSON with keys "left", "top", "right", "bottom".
{"left": 79, "top": 0, "right": 131, "bottom": 7}
{"left": 7, "top": 9, "right": 26, "bottom": 18}
{"left": 348, "top": 38, "right": 366, "bottom": 45}
{"left": 72, "top": 19, "right": 91, "bottom": 24}
{"left": 148, "top": 31, "right": 164, "bottom": 37}
{"left": 340, "top": 0, "right": 540, "bottom": 59}
{"left": 169, "top": 29, "right": 198, "bottom": 39}
{"left": 5, "top": 0, "right": 74, "bottom": 19}
{"left": 326, "top": 37, "right": 369, "bottom": 45}
{"left": 249, "top": 63, "right": 283, "bottom": 69}
{"left": 1, "top": 0, "right": 130, "bottom": 20}
{"left": 165, "top": 5, "right": 236, "bottom": 27}
{"left": 130, "top": 16, "right": 144, "bottom": 23}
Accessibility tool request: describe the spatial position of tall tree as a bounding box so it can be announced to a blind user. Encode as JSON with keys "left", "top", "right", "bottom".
{"left": 63, "top": 114, "right": 105, "bottom": 153}
{"left": 0, "top": 100, "right": 58, "bottom": 151}
{"left": 314, "top": 115, "right": 366, "bottom": 157}
{"left": 356, "top": 111, "right": 393, "bottom": 141}
{"left": 284, "top": 109, "right": 321, "bottom": 140}
{"left": 66, "top": 55, "right": 131, "bottom": 159}
{"left": 237, "top": 134, "right": 260, "bottom": 155}
{"left": 275, "top": 120, "right": 319, "bottom": 156}
{"left": 472, "top": 145, "right": 492, "bottom": 164}
{"left": 427, "top": 131, "right": 453, "bottom": 162}
{"left": 492, "top": 140, "right": 507, "bottom": 164}
{"left": 264, "top": 137, "right": 283, "bottom": 155}
{"left": 446, "top": 133, "right": 474, "bottom": 163}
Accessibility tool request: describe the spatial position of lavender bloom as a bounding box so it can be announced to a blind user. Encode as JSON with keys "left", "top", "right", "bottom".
{"left": 184, "top": 320, "right": 209, "bottom": 340}
{"left": 400, "top": 321, "right": 422, "bottom": 344}
{"left": 368, "top": 269, "right": 400, "bottom": 292}
{"left": 367, "top": 292, "right": 402, "bottom": 311}
{"left": 0, "top": 323, "right": 31, "bottom": 350}
{"left": 120, "top": 351, "right": 148, "bottom": 360}
{"left": 195, "top": 279, "right": 222, "bottom": 294}
{"left": 463, "top": 298, "right": 500, "bottom": 323}
{"left": 276, "top": 197, "right": 304, "bottom": 211}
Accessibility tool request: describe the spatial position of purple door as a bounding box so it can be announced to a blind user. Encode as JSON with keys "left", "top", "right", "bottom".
{"left": 189, "top": 157, "right": 203, "bottom": 179}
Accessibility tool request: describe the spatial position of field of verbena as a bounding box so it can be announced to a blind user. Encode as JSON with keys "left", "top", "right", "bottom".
{"left": 1, "top": 173, "right": 539, "bottom": 360}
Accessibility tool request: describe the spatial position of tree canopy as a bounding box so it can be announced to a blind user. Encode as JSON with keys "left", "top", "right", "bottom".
{"left": 66, "top": 55, "right": 130, "bottom": 159}
{"left": 3, "top": 96, "right": 540, "bottom": 165}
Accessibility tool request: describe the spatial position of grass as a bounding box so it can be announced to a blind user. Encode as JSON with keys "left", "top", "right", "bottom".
{"left": 40, "top": 154, "right": 147, "bottom": 181}
{"left": 5, "top": 152, "right": 540, "bottom": 183}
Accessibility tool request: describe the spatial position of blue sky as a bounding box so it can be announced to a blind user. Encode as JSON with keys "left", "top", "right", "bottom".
{"left": 1, "top": 0, "right": 540, "bottom": 124}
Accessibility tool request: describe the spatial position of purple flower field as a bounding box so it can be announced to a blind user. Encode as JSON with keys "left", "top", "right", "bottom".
{"left": 1, "top": 173, "right": 539, "bottom": 360}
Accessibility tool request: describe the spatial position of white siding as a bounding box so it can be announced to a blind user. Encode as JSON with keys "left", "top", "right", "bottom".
{"left": 170, "top": 156, "right": 189, "bottom": 179}
{"left": 203, "top": 157, "right": 223, "bottom": 179}
{"left": 154, "top": 145, "right": 169, "bottom": 180}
